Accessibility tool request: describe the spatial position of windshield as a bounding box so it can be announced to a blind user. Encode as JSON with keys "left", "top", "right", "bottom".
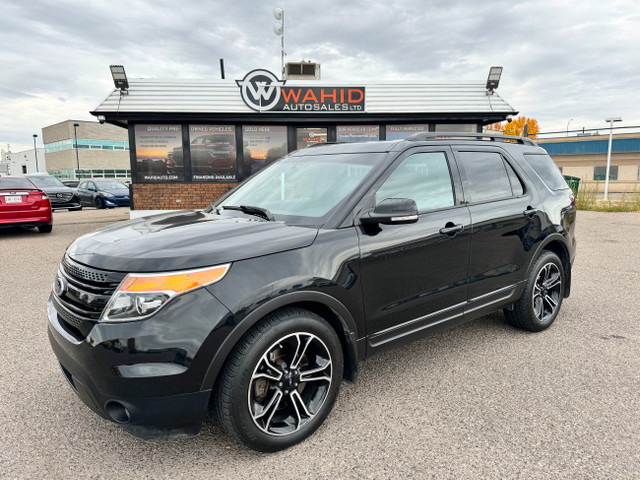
{"left": 218, "top": 152, "right": 387, "bottom": 225}
{"left": 28, "top": 175, "right": 64, "bottom": 188}
{"left": 94, "top": 180, "right": 127, "bottom": 190}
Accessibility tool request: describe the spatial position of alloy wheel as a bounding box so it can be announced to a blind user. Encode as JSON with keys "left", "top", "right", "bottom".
{"left": 532, "top": 262, "right": 562, "bottom": 322}
{"left": 247, "top": 332, "right": 332, "bottom": 436}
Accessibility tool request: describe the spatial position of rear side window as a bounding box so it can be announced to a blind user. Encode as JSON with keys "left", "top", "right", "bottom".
{"left": 456, "top": 151, "right": 519, "bottom": 203}
{"left": 0, "top": 178, "right": 35, "bottom": 189}
{"left": 523, "top": 154, "right": 568, "bottom": 190}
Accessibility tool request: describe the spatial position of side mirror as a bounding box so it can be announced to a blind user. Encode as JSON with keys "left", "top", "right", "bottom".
{"left": 361, "top": 198, "right": 419, "bottom": 225}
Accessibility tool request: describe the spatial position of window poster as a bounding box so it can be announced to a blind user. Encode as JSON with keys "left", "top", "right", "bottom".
{"left": 386, "top": 124, "right": 429, "bottom": 141}
{"left": 296, "top": 127, "right": 328, "bottom": 149}
{"left": 336, "top": 125, "right": 380, "bottom": 143}
{"left": 189, "top": 125, "right": 237, "bottom": 181}
{"left": 134, "top": 124, "right": 183, "bottom": 182}
{"left": 242, "top": 126, "right": 288, "bottom": 176}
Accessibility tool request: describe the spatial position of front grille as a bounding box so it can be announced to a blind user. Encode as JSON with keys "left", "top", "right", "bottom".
{"left": 53, "top": 256, "right": 126, "bottom": 338}
{"left": 50, "top": 193, "right": 74, "bottom": 203}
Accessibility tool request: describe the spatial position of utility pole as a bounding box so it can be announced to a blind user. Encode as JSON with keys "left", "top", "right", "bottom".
{"left": 603, "top": 117, "right": 621, "bottom": 201}
{"left": 33, "top": 134, "right": 39, "bottom": 171}
{"left": 273, "top": 7, "right": 285, "bottom": 78}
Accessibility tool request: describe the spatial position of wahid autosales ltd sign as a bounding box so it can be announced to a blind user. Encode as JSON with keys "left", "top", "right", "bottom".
{"left": 236, "top": 69, "right": 365, "bottom": 113}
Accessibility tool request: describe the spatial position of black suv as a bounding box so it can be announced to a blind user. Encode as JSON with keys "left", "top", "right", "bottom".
{"left": 48, "top": 133, "right": 576, "bottom": 451}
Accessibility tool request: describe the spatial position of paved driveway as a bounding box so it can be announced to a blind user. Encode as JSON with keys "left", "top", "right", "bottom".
{"left": 0, "top": 209, "right": 638, "bottom": 479}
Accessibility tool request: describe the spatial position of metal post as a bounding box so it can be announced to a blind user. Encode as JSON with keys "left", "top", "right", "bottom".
{"left": 281, "top": 10, "right": 285, "bottom": 78}
{"left": 603, "top": 117, "right": 621, "bottom": 201}
{"left": 73, "top": 122, "right": 80, "bottom": 178}
{"left": 566, "top": 118, "right": 573, "bottom": 136}
{"left": 32, "top": 134, "right": 39, "bottom": 171}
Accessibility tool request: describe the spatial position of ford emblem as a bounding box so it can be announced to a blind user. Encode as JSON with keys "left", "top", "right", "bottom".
{"left": 54, "top": 276, "right": 67, "bottom": 296}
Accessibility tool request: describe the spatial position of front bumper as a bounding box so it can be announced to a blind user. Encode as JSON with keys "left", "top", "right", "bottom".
{"left": 102, "top": 196, "right": 130, "bottom": 207}
{"left": 47, "top": 287, "right": 234, "bottom": 437}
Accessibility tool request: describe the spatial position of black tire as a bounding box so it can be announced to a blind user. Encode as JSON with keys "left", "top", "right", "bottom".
{"left": 38, "top": 224, "right": 53, "bottom": 233}
{"left": 504, "top": 250, "right": 564, "bottom": 332}
{"left": 94, "top": 197, "right": 105, "bottom": 209}
{"left": 215, "top": 308, "right": 343, "bottom": 452}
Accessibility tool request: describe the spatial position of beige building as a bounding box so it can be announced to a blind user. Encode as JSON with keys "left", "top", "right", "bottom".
{"left": 42, "top": 120, "right": 130, "bottom": 179}
{"left": 537, "top": 133, "right": 640, "bottom": 195}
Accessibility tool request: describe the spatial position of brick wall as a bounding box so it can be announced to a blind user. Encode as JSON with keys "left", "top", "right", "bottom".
{"left": 133, "top": 183, "right": 237, "bottom": 210}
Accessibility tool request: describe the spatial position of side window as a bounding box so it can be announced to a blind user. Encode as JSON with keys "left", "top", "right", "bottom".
{"left": 505, "top": 160, "right": 524, "bottom": 196}
{"left": 376, "top": 152, "right": 454, "bottom": 212}
{"left": 456, "top": 151, "right": 514, "bottom": 203}
{"left": 78, "top": 182, "right": 87, "bottom": 189}
{"left": 89, "top": 182, "right": 96, "bottom": 190}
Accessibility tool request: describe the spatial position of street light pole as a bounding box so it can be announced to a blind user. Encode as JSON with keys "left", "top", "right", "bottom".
{"left": 32, "top": 134, "right": 39, "bottom": 172}
{"left": 566, "top": 118, "right": 573, "bottom": 136}
{"left": 603, "top": 117, "right": 622, "bottom": 201}
{"left": 73, "top": 122, "right": 80, "bottom": 178}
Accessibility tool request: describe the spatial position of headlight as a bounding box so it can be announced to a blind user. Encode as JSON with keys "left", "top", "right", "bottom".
{"left": 99, "top": 191, "right": 115, "bottom": 197}
{"left": 101, "top": 263, "right": 230, "bottom": 322}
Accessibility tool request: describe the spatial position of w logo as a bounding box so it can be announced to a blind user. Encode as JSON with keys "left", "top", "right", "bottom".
{"left": 236, "top": 69, "right": 286, "bottom": 112}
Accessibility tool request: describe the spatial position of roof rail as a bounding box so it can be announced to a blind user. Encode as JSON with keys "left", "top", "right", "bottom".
{"left": 405, "top": 132, "right": 538, "bottom": 146}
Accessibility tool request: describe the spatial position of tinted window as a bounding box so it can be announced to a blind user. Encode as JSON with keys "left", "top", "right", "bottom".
{"left": 457, "top": 151, "right": 513, "bottom": 203}
{"left": 94, "top": 180, "right": 127, "bottom": 190}
{"left": 78, "top": 182, "right": 87, "bottom": 189}
{"left": 505, "top": 161, "right": 525, "bottom": 196}
{"left": 523, "top": 154, "right": 569, "bottom": 190}
{"left": 376, "top": 152, "right": 454, "bottom": 212}
{"left": 0, "top": 178, "right": 35, "bottom": 189}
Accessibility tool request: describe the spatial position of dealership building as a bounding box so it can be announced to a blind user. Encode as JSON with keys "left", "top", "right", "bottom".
{"left": 91, "top": 67, "right": 518, "bottom": 212}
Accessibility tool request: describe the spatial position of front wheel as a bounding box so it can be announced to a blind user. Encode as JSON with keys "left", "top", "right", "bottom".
{"left": 504, "top": 250, "right": 564, "bottom": 332}
{"left": 94, "top": 197, "right": 105, "bottom": 209}
{"left": 215, "top": 308, "right": 343, "bottom": 452}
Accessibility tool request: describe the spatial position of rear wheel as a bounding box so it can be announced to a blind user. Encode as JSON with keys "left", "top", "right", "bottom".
{"left": 215, "top": 308, "right": 343, "bottom": 452}
{"left": 504, "top": 250, "right": 564, "bottom": 332}
{"left": 38, "top": 224, "right": 52, "bottom": 233}
{"left": 94, "top": 197, "right": 104, "bottom": 209}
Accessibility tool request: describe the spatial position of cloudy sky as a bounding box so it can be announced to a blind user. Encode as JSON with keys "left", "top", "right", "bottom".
{"left": 1, "top": 0, "right": 639, "bottom": 152}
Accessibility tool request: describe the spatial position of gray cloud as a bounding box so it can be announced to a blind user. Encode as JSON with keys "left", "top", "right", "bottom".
{"left": 1, "top": 0, "right": 639, "bottom": 151}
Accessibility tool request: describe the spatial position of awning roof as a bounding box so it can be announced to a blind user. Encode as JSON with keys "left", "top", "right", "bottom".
{"left": 92, "top": 79, "right": 517, "bottom": 116}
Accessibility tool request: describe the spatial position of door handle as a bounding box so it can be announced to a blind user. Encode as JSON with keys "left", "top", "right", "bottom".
{"left": 523, "top": 206, "right": 538, "bottom": 217}
{"left": 439, "top": 223, "right": 464, "bottom": 236}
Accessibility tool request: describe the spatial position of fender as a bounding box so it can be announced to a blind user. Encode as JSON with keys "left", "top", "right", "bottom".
{"left": 201, "top": 290, "right": 362, "bottom": 391}
{"left": 524, "top": 233, "right": 572, "bottom": 295}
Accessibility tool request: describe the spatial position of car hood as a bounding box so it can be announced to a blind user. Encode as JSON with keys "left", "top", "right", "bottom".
{"left": 99, "top": 188, "right": 129, "bottom": 196}
{"left": 37, "top": 186, "right": 74, "bottom": 195}
{"left": 67, "top": 210, "right": 319, "bottom": 272}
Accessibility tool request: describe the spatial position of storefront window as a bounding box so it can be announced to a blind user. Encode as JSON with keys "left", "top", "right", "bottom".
{"left": 435, "top": 124, "right": 478, "bottom": 133}
{"left": 242, "top": 126, "right": 288, "bottom": 177}
{"left": 336, "top": 125, "right": 380, "bottom": 143}
{"left": 134, "top": 124, "right": 184, "bottom": 182}
{"left": 296, "top": 127, "right": 328, "bottom": 149}
{"left": 386, "top": 124, "right": 429, "bottom": 140}
{"left": 189, "top": 125, "right": 236, "bottom": 182}
{"left": 594, "top": 166, "right": 618, "bottom": 181}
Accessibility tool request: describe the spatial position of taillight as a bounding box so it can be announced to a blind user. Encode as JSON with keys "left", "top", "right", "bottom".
{"left": 569, "top": 194, "right": 576, "bottom": 207}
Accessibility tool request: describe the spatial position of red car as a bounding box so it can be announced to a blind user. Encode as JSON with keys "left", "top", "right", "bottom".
{"left": 0, "top": 176, "right": 53, "bottom": 233}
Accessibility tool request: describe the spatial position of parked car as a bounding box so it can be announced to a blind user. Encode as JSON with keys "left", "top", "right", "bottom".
{"left": 48, "top": 133, "right": 576, "bottom": 452}
{"left": 76, "top": 179, "right": 130, "bottom": 209}
{"left": 0, "top": 176, "right": 52, "bottom": 233}
{"left": 62, "top": 180, "right": 80, "bottom": 189}
{"left": 25, "top": 173, "right": 81, "bottom": 211}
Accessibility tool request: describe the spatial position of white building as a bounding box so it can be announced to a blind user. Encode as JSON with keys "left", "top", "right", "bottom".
{"left": 0, "top": 147, "right": 46, "bottom": 176}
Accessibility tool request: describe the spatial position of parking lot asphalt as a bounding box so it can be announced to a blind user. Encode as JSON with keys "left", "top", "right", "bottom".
{"left": 1, "top": 209, "right": 638, "bottom": 479}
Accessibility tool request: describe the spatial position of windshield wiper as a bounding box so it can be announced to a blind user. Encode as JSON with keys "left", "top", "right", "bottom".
{"left": 220, "top": 205, "right": 275, "bottom": 221}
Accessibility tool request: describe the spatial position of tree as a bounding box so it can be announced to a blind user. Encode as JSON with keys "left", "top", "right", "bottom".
{"left": 485, "top": 117, "right": 540, "bottom": 138}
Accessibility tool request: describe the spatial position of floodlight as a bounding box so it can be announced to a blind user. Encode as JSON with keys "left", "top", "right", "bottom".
{"left": 273, "top": 7, "right": 283, "bottom": 20}
{"left": 486, "top": 66, "right": 503, "bottom": 92}
{"left": 274, "top": 24, "right": 283, "bottom": 35}
{"left": 110, "top": 65, "right": 129, "bottom": 91}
